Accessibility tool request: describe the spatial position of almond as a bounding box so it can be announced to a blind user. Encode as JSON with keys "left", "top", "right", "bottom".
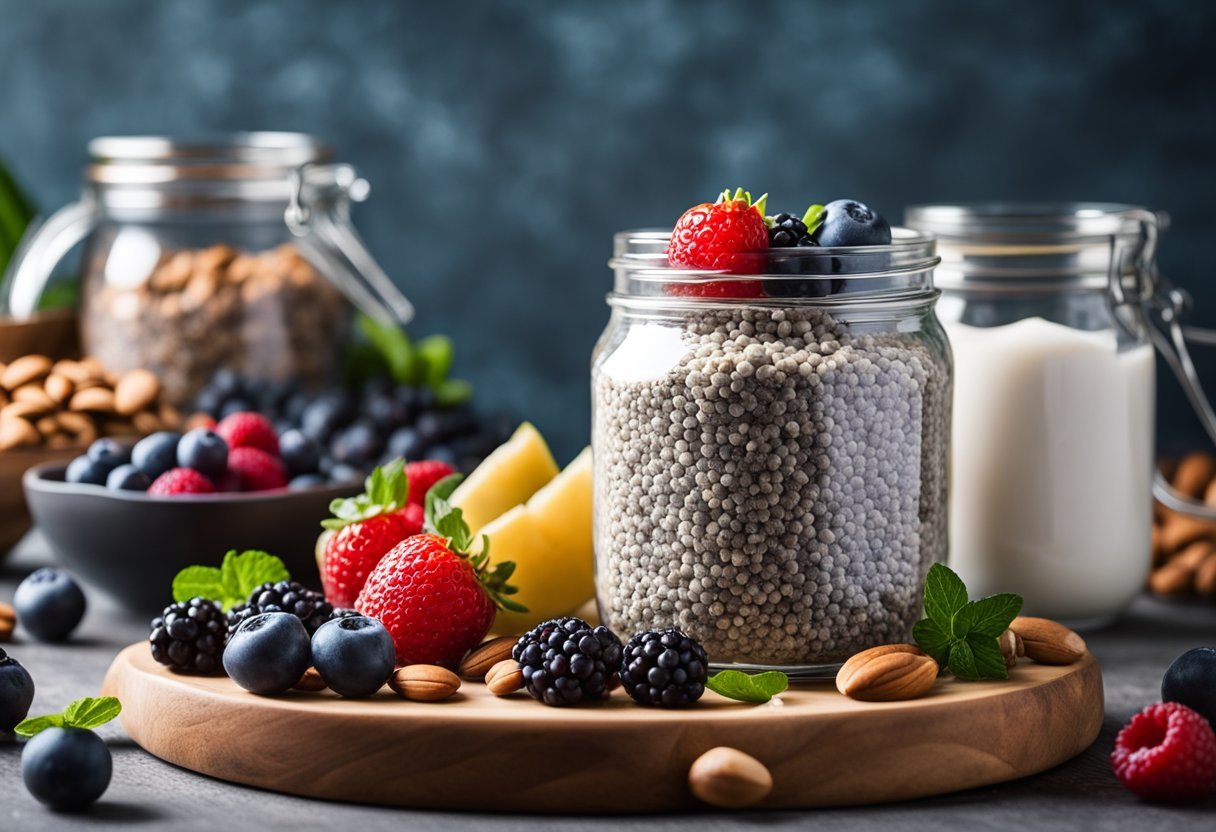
{"left": 1010, "top": 617, "right": 1087, "bottom": 665}
{"left": 835, "top": 643, "right": 938, "bottom": 701}
{"left": 998, "top": 628, "right": 1021, "bottom": 670}
{"left": 688, "top": 747, "right": 773, "bottom": 809}
{"left": 12, "top": 384, "right": 56, "bottom": 414}
{"left": 114, "top": 369, "right": 161, "bottom": 416}
{"left": 389, "top": 665, "right": 461, "bottom": 701}
{"left": 0, "top": 416, "right": 40, "bottom": 451}
{"left": 458, "top": 635, "right": 518, "bottom": 680}
{"left": 0, "top": 601, "right": 15, "bottom": 641}
{"left": 69, "top": 387, "right": 116, "bottom": 413}
{"left": 485, "top": 659, "right": 524, "bottom": 696}
{"left": 1173, "top": 452, "right": 1216, "bottom": 498}
{"left": 1149, "top": 562, "right": 1192, "bottom": 596}
{"left": 1159, "top": 511, "right": 1216, "bottom": 554}
{"left": 43, "top": 373, "right": 73, "bottom": 404}
{"left": 1, "top": 355, "right": 52, "bottom": 391}
{"left": 293, "top": 667, "right": 328, "bottom": 692}
{"left": 1195, "top": 553, "right": 1216, "bottom": 597}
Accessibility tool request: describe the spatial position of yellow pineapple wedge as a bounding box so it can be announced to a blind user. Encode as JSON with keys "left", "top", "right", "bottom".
{"left": 451, "top": 422, "right": 559, "bottom": 533}
{"left": 479, "top": 446, "right": 594, "bottom": 633}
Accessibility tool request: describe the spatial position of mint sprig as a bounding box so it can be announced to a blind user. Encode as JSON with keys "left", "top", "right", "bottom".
{"left": 323, "top": 459, "right": 410, "bottom": 531}
{"left": 705, "top": 669, "right": 789, "bottom": 703}
{"left": 171, "top": 549, "right": 291, "bottom": 611}
{"left": 912, "top": 563, "right": 1022, "bottom": 681}
{"left": 352, "top": 314, "right": 472, "bottom": 405}
{"left": 15, "top": 696, "right": 122, "bottom": 737}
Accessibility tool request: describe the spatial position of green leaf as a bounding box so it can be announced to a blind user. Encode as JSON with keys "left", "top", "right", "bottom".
{"left": 965, "top": 593, "right": 1024, "bottom": 638}
{"left": 172, "top": 565, "right": 224, "bottom": 605}
{"left": 63, "top": 697, "right": 122, "bottom": 730}
{"left": 416, "top": 335, "right": 454, "bottom": 388}
{"left": 705, "top": 669, "right": 789, "bottom": 703}
{"left": 434, "top": 378, "right": 473, "bottom": 407}
{"left": 801, "top": 204, "right": 826, "bottom": 234}
{"left": 949, "top": 602, "right": 977, "bottom": 640}
{"left": 966, "top": 632, "right": 1009, "bottom": 681}
{"left": 222, "top": 550, "right": 290, "bottom": 605}
{"left": 423, "top": 473, "right": 464, "bottom": 525}
{"left": 322, "top": 459, "right": 409, "bottom": 530}
{"left": 912, "top": 617, "right": 953, "bottom": 666}
{"left": 948, "top": 639, "right": 979, "bottom": 681}
{"left": 923, "top": 563, "right": 969, "bottom": 630}
{"left": 13, "top": 713, "right": 64, "bottom": 737}
{"left": 357, "top": 313, "right": 417, "bottom": 384}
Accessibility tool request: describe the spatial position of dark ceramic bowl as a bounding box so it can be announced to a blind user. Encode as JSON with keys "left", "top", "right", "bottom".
{"left": 24, "top": 462, "right": 361, "bottom": 616}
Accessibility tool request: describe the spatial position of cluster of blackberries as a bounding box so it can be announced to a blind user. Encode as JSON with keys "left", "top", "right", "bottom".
{"left": 512, "top": 618, "right": 709, "bottom": 709}
{"left": 192, "top": 370, "right": 512, "bottom": 478}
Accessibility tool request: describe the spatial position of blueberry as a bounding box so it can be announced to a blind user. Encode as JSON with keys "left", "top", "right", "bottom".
{"left": 13, "top": 568, "right": 86, "bottom": 642}
{"left": 413, "top": 387, "right": 436, "bottom": 412}
{"left": 211, "top": 368, "right": 242, "bottom": 396}
{"left": 131, "top": 431, "right": 181, "bottom": 478}
{"left": 176, "top": 428, "right": 228, "bottom": 479}
{"left": 220, "top": 398, "right": 255, "bottom": 419}
{"left": 284, "top": 391, "right": 311, "bottom": 423}
{"left": 310, "top": 616, "right": 395, "bottom": 697}
{"left": 279, "top": 429, "right": 321, "bottom": 475}
{"left": 193, "top": 387, "right": 225, "bottom": 418}
{"left": 288, "top": 473, "right": 329, "bottom": 491}
{"left": 1162, "top": 647, "right": 1216, "bottom": 729}
{"left": 21, "top": 727, "right": 112, "bottom": 810}
{"left": 331, "top": 421, "right": 383, "bottom": 466}
{"left": 386, "top": 426, "right": 426, "bottom": 462}
{"left": 426, "top": 444, "right": 458, "bottom": 467}
{"left": 86, "top": 438, "right": 130, "bottom": 469}
{"left": 365, "top": 392, "right": 411, "bottom": 431}
{"left": 65, "top": 456, "right": 109, "bottom": 486}
{"left": 810, "top": 199, "right": 892, "bottom": 248}
{"left": 105, "top": 464, "right": 151, "bottom": 492}
{"left": 416, "top": 411, "right": 452, "bottom": 444}
{"left": 328, "top": 464, "right": 364, "bottom": 484}
{"left": 223, "top": 612, "right": 311, "bottom": 695}
{"left": 300, "top": 397, "right": 346, "bottom": 443}
{"left": 0, "top": 647, "right": 35, "bottom": 731}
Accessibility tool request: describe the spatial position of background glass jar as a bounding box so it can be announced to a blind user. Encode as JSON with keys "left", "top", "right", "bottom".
{"left": 593, "top": 231, "right": 950, "bottom": 675}
{"left": 2, "top": 133, "right": 412, "bottom": 406}
{"left": 905, "top": 203, "right": 1159, "bottom": 627}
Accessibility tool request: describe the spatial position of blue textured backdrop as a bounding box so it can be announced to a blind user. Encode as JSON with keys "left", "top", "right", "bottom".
{"left": 1, "top": 0, "right": 1213, "bottom": 459}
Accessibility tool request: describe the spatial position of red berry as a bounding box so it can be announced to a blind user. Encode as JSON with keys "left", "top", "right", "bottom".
{"left": 667, "top": 195, "right": 769, "bottom": 274}
{"left": 216, "top": 412, "right": 280, "bottom": 455}
{"left": 226, "top": 447, "right": 288, "bottom": 492}
{"left": 148, "top": 468, "right": 215, "bottom": 496}
{"left": 1112, "top": 702, "right": 1216, "bottom": 802}
{"left": 405, "top": 460, "right": 457, "bottom": 506}
{"left": 323, "top": 506, "right": 423, "bottom": 608}
{"left": 355, "top": 534, "right": 498, "bottom": 667}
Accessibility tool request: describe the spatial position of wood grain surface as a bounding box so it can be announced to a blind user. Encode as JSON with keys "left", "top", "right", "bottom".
{"left": 101, "top": 644, "right": 1104, "bottom": 813}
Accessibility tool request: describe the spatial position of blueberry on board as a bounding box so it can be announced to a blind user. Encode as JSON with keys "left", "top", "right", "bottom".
{"left": 1162, "top": 647, "right": 1216, "bottom": 728}
{"left": 288, "top": 473, "right": 328, "bottom": 491}
{"left": 13, "top": 568, "right": 86, "bottom": 642}
{"left": 279, "top": 429, "right": 321, "bottom": 476}
{"left": 331, "top": 421, "right": 383, "bottom": 466}
{"left": 21, "top": 727, "right": 112, "bottom": 810}
{"left": 223, "top": 612, "right": 311, "bottom": 695}
{"left": 131, "top": 431, "right": 181, "bottom": 479}
{"left": 0, "top": 647, "right": 35, "bottom": 731}
{"left": 176, "top": 428, "right": 228, "bottom": 479}
{"left": 809, "top": 199, "right": 893, "bottom": 248}
{"left": 105, "top": 464, "right": 151, "bottom": 492}
{"left": 310, "top": 616, "right": 395, "bottom": 697}
{"left": 86, "top": 438, "right": 130, "bottom": 470}
{"left": 386, "top": 426, "right": 426, "bottom": 462}
{"left": 64, "top": 456, "right": 109, "bottom": 486}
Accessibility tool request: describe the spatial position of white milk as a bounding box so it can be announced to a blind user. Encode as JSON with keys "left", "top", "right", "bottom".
{"left": 946, "top": 317, "right": 1154, "bottom": 625}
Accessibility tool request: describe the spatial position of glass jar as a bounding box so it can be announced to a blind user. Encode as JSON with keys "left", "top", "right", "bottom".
{"left": 905, "top": 203, "right": 1160, "bottom": 627}
{"left": 2, "top": 133, "right": 412, "bottom": 405}
{"left": 593, "top": 230, "right": 950, "bottom": 675}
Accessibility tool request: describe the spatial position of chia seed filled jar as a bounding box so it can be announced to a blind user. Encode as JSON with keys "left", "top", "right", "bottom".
{"left": 593, "top": 229, "right": 951, "bottom": 676}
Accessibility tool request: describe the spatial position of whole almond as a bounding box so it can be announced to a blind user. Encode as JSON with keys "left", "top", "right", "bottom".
{"left": 1, "top": 401, "right": 46, "bottom": 422}
{"left": 43, "top": 373, "right": 74, "bottom": 404}
{"left": 836, "top": 643, "right": 938, "bottom": 701}
{"left": 1173, "top": 452, "right": 1216, "bottom": 499}
{"left": 688, "top": 747, "right": 773, "bottom": 809}
{"left": 51, "top": 360, "right": 89, "bottom": 384}
{"left": 158, "top": 402, "right": 183, "bottom": 430}
{"left": 458, "top": 635, "right": 518, "bottom": 679}
{"left": 1172, "top": 540, "right": 1214, "bottom": 571}
{"left": 1010, "top": 617, "right": 1087, "bottom": 665}
{"left": 1, "top": 355, "right": 52, "bottom": 391}
{"left": 1195, "top": 553, "right": 1216, "bottom": 597}
{"left": 1160, "top": 512, "right": 1216, "bottom": 554}
{"left": 0, "top": 416, "right": 40, "bottom": 451}
{"left": 0, "top": 601, "right": 15, "bottom": 641}
{"left": 998, "top": 628, "right": 1020, "bottom": 670}
{"left": 34, "top": 416, "right": 59, "bottom": 438}
{"left": 13, "top": 384, "right": 55, "bottom": 414}
{"left": 485, "top": 659, "right": 524, "bottom": 695}
{"left": 70, "top": 387, "right": 117, "bottom": 414}
{"left": 133, "top": 411, "right": 163, "bottom": 434}
{"left": 114, "top": 369, "right": 161, "bottom": 416}
{"left": 389, "top": 665, "right": 461, "bottom": 701}
{"left": 293, "top": 667, "right": 328, "bottom": 692}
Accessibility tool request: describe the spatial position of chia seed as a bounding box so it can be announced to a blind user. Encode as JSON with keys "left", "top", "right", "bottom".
{"left": 593, "top": 306, "right": 950, "bottom": 667}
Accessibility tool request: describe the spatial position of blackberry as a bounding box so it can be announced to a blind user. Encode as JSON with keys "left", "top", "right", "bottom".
{"left": 764, "top": 212, "right": 836, "bottom": 297}
{"left": 513, "top": 617, "right": 623, "bottom": 707}
{"left": 620, "top": 629, "right": 708, "bottom": 708}
{"left": 150, "top": 597, "right": 227, "bottom": 674}
{"left": 226, "top": 580, "right": 333, "bottom": 640}
{"left": 767, "top": 212, "right": 812, "bottom": 247}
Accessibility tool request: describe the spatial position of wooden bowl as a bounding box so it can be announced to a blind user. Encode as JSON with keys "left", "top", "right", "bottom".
{"left": 23, "top": 462, "right": 360, "bottom": 615}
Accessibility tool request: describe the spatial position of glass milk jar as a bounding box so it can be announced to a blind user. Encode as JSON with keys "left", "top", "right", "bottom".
{"left": 906, "top": 203, "right": 1158, "bottom": 627}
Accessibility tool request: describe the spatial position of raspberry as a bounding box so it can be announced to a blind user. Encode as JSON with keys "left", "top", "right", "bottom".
{"left": 227, "top": 447, "right": 288, "bottom": 491}
{"left": 405, "top": 460, "right": 457, "bottom": 505}
{"left": 216, "top": 411, "right": 280, "bottom": 455}
{"left": 148, "top": 467, "right": 215, "bottom": 496}
{"left": 1112, "top": 702, "right": 1216, "bottom": 802}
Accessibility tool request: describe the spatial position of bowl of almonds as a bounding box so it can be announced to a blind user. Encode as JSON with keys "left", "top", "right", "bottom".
{"left": 1150, "top": 452, "right": 1216, "bottom": 600}
{"left": 0, "top": 353, "right": 181, "bottom": 554}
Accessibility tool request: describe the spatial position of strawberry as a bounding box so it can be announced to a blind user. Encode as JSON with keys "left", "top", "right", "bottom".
{"left": 666, "top": 188, "right": 769, "bottom": 297}
{"left": 405, "top": 460, "right": 457, "bottom": 506}
{"left": 216, "top": 412, "right": 280, "bottom": 455}
{"left": 321, "top": 460, "right": 428, "bottom": 608}
{"left": 148, "top": 467, "right": 215, "bottom": 496}
{"left": 356, "top": 482, "right": 524, "bottom": 667}
{"left": 227, "top": 447, "right": 288, "bottom": 492}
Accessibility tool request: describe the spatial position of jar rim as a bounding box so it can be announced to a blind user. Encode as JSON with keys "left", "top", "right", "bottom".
{"left": 86, "top": 132, "right": 333, "bottom": 187}
{"left": 904, "top": 202, "right": 1166, "bottom": 242}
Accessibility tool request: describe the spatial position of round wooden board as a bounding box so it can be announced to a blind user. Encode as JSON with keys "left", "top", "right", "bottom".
{"left": 102, "top": 644, "right": 1103, "bottom": 813}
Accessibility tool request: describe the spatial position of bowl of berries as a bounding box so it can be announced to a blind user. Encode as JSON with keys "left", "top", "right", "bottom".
{"left": 22, "top": 411, "right": 364, "bottom": 614}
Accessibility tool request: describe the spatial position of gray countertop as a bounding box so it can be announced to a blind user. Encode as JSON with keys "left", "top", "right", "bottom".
{"left": 2, "top": 532, "right": 1214, "bottom": 831}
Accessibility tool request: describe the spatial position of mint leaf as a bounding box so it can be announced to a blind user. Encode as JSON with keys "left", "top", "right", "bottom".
{"left": 13, "top": 714, "right": 64, "bottom": 737}
{"left": 434, "top": 378, "right": 472, "bottom": 407}
{"left": 965, "top": 593, "right": 1023, "bottom": 638}
{"left": 950, "top": 602, "right": 977, "bottom": 640}
{"left": 416, "top": 334, "right": 454, "bottom": 388}
{"left": 63, "top": 697, "right": 122, "bottom": 730}
{"left": 706, "top": 669, "right": 789, "bottom": 703}
{"left": 912, "top": 618, "right": 952, "bottom": 666}
{"left": 172, "top": 565, "right": 224, "bottom": 605}
{"left": 923, "top": 563, "right": 968, "bottom": 629}
{"left": 222, "top": 550, "right": 290, "bottom": 605}
{"left": 357, "top": 313, "right": 417, "bottom": 384}
{"left": 948, "top": 640, "right": 979, "bottom": 681}
{"left": 966, "top": 632, "right": 1009, "bottom": 681}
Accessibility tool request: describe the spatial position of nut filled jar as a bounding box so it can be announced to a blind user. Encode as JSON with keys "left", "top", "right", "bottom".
{"left": 3, "top": 133, "right": 412, "bottom": 405}
{"left": 592, "top": 230, "right": 951, "bottom": 675}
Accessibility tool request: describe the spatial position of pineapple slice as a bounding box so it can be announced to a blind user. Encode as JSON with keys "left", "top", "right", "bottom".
{"left": 480, "top": 447, "right": 594, "bottom": 633}
{"left": 451, "top": 422, "right": 559, "bottom": 533}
